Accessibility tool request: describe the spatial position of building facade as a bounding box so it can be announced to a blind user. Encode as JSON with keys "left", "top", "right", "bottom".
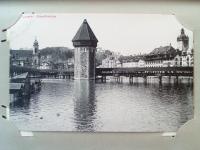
{"left": 144, "top": 45, "right": 178, "bottom": 67}
{"left": 101, "top": 55, "right": 121, "bottom": 68}
{"left": 10, "top": 39, "right": 41, "bottom": 68}
{"left": 38, "top": 62, "right": 52, "bottom": 70}
{"left": 100, "top": 28, "right": 193, "bottom": 68}
{"left": 138, "top": 28, "right": 193, "bottom": 68}
{"left": 122, "top": 61, "right": 138, "bottom": 68}
{"left": 10, "top": 50, "right": 33, "bottom": 67}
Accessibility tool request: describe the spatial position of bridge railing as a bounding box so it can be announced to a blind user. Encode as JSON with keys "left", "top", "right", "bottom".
{"left": 96, "top": 67, "right": 193, "bottom": 76}
{"left": 10, "top": 65, "right": 193, "bottom": 77}
{"left": 10, "top": 65, "right": 74, "bottom": 76}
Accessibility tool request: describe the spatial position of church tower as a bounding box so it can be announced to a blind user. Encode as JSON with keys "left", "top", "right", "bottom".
{"left": 177, "top": 28, "right": 189, "bottom": 54}
{"left": 32, "top": 38, "right": 40, "bottom": 68}
{"left": 72, "top": 19, "right": 98, "bottom": 79}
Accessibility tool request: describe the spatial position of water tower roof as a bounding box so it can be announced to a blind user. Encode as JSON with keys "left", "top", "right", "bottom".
{"left": 72, "top": 19, "right": 98, "bottom": 47}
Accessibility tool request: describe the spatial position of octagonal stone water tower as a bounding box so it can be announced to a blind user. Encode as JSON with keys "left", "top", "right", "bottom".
{"left": 72, "top": 19, "right": 98, "bottom": 80}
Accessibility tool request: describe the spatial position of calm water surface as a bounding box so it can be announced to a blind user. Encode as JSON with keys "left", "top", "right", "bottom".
{"left": 10, "top": 77, "right": 193, "bottom": 132}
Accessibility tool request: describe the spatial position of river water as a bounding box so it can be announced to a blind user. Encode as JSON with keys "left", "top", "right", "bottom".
{"left": 9, "top": 77, "right": 193, "bottom": 132}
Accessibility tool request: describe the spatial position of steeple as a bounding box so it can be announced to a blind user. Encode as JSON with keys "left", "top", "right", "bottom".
{"left": 72, "top": 19, "right": 98, "bottom": 47}
{"left": 177, "top": 28, "right": 189, "bottom": 42}
{"left": 33, "top": 37, "right": 39, "bottom": 54}
{"left": 32, "top": 37, "right": 40, "bottom": 67}
{"left": 181, "top": 28, "right": 185, "bottom": 34}
{"left": 177, "top": 28, "right": 189, "bottom": 52}
{"left": 33, "top": 37, "right": 39, "bottom": 47}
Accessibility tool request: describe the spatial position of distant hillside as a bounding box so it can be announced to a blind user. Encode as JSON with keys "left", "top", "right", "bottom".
{"left": 40, "top": 47, "right": 74, "bottom": 61}
{"left": 40, "top": 47, "right": 115, "bottom": 66}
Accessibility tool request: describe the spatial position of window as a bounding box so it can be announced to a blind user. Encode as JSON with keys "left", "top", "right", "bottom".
{"left": 187, "top": 57, "right": 189, "bottom": 66}
{"left": 175, "top": 58, "right": 178, "bottom": 66}
{"left": 179, "top": 57, "right": 182, "bottom": 66}
{"left": 82, "top": 48, "right": 87, "bottom": 52}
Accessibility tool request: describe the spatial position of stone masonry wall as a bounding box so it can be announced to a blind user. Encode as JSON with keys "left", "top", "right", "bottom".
{"left": 74, "top": 47, "right": 96, "bottom": 79}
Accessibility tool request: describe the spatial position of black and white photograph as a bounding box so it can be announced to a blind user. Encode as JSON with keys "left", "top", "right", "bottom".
{"left": 8, "top": 13, "right": 193, "bottom": 132}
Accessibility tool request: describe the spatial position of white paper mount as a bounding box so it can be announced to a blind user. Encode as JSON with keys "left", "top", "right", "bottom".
{"left": 20, "top": 131, "right": 34, "bottom": 137}
{"left": 162, "top": 132, "right": 176, "bottom": 137}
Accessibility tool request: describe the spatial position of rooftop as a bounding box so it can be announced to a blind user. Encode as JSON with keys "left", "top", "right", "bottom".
{"left": 10, "top": 50, "right": 33, "bottom": 57}
{"left": 12, "top": 72, "right": 28, "bottom": 79}
{"left": 145, "top": 45, "right": 180, "bottom": 61}
{"left": 10, "top": 83, "right": 24, "bottom": 90}
{"left": 149, "top": 45, "right": 176, "bottom": 55}
{"left": 72, "top": 19, "right": 98, "bottom": 47}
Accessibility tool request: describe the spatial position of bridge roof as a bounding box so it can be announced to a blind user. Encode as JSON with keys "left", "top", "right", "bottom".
{"left": 12, "top": 72, "right": 28, "bottom": 79}
{"left": 10, "top": 83, "right": 24, "bottom": 90}
{"left": 72, "top": 19, "right": 98, "bottom": 42}
{"left": 10, "top": 50, "right": 33, "bottom": 57}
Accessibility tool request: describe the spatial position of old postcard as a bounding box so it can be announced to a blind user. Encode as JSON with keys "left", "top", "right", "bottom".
{"left": 8, "top": 13, "right": 193, "bottom": 132}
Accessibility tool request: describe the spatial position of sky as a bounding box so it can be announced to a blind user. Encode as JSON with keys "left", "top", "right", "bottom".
{"left": 7, "top": 13, "right": 193, "bottom": 55}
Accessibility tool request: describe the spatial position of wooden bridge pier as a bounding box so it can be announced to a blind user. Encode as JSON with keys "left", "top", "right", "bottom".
{"left": 171, "top": 76, "right": 179, "bottom": 86}
{"left": 116, "top": 76, "right": 123, "bottom": 83}
{"left": 143, "top": 76, "right": 147, "bottom": 84}
{"left": 176, "top": 76, "right": 179, "bottom": 81}
{"left": 120, "top": 76, "right": 123, "bottom": 83}
{"left": 159, "top": 75, "right": 162, "bottom": 84}
{"left": 10, "top": 66, "right": 193, "bottom": 84}
{"left": 129, "top": 76, "right": 133, "bottom": 84}
{"left": 168, "top": 76, "right": 171, "bottom": 82}
{"left": 116, "top": 77, "right": 118, "bottom": 82}
{"left": 101, "top": 76, "right": 106, "bottom": 83}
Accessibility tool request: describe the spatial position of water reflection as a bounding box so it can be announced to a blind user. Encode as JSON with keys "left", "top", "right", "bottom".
{"left": 9, "top": 77, "right": 193, "bottom": 132}
{"left": 10, "top": 96, "right": 31, "bottom": 114}
{"left": 73, "top": 80, "right": 96, "bottom": 131}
